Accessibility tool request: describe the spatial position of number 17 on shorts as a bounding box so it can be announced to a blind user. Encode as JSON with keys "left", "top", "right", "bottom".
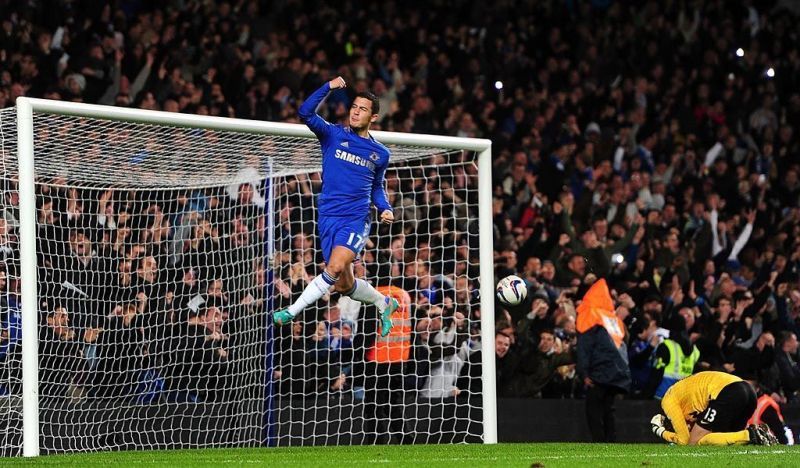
{"left": 346, "top": 231, "right": 367, "bottom": 250}
{"left": 320, "top": 217, "right": 370, "bottom": 263}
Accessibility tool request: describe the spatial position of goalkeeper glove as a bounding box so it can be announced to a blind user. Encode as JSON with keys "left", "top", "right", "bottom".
{"left": 651, "top": 414, "right": 666, "bottom": 439}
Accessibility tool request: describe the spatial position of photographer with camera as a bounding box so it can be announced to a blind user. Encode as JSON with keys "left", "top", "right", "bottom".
{"left": 418, "top": 299, "right": 476, "bottom": 399}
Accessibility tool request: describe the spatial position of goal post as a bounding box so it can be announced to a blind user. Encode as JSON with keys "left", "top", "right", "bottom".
{"left": 7, "top": 97, "right": 495, "bottom": 456}
{"left": 16, "top": 97, "right": 39, "bottom": 459}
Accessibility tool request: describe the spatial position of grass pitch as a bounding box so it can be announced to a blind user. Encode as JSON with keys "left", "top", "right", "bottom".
{"left": 4, "top": 443, "right": 799, "bottom": 467}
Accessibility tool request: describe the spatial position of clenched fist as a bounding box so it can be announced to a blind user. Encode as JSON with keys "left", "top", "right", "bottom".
{"left": 329, "top": 76, "right": 346, "bottom": 89}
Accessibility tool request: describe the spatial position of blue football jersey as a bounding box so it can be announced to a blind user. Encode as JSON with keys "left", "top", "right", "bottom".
{"left": 298, "top": 82, "right": 392, "bottom": 220}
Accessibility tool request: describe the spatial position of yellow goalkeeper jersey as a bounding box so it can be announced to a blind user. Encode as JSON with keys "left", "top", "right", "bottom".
{"left": 662, "top": 371, "right": 741, "bottom": 423}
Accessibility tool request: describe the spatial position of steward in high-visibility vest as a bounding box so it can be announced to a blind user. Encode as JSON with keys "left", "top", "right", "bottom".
{"left": 362, "top": 286, "right": 414, "bottom": 444}
{"left": 748, "top": 392, "right": 793, "bottom": 445}
{"left": 575, "top": 279, "right": 631, "bottom": 443}
{"left": 366, "top": 286, "right": 412, "bottom": 363}
{"left": 654, "top": 339, "right": 700, "bottom": 399}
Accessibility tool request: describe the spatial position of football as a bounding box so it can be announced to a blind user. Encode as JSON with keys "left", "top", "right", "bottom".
{"left": 496, "top": 275, "right": 527, "bottom": 306}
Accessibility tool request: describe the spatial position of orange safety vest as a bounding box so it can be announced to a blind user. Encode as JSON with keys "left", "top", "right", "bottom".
{"left": 748, "top": 394, "right": 785, "bottom": 426}
{"left": 576, "top": 279, "right": 625, "bottom": 348}
{"left": 365, "top": 286, "right": 412, "bottom": 363}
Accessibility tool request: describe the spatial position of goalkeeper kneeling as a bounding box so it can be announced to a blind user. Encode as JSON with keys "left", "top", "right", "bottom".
{"left": 650, "top": 371, "right": 778, "bottom": 446}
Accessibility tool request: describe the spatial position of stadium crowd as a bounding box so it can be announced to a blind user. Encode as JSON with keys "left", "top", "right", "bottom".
{"left": 0, "top": 0, "right": 799, "bottom": 433}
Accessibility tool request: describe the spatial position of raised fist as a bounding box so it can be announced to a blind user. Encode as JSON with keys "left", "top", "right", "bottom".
{"left": 329, "top": 76, "right": 347, "bottom": 89}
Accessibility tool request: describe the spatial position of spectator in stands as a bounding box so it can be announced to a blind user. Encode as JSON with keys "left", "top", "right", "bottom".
{"left": 303, "top": 305, "right": 351, "bottom": 393}
{"left": 419, "top": 301, "right": 474, "bottom": 399}
{"left": 38, "top": 305, "right": 84, "bottom": 397}
{"left": 2, "top": 187, "right": 20, "bottom": 232}
{"left": 91, "top": 303, "right": 145, "bottom": 398}
{"left": 649, "top": 313, "right": 701, "bottom": 399}
{"left": 729, "top": 332, "right": 777, "bottom": 387}
{"left": 55, "top": 228, "right": 109, "bottom": 333}
{"left": 627, "top": 316, "right": 659, "bottom": 398}
{"left": 777, "top": 284, "right": 800, "bottom": 337}
{"left": 171, "top": 305, "right": 229, "bottom": 402}
{"left": 507, "top": 329, "right": 575, "bottom": 398}
{"left": 494, "top": 331, "right": 518, "bottom": 395}
{"left": 0, "top": 268, "right": 20, "bottom": 396}
{"left": 0, "top": 217, "right": 16, "bottom": 266}
{"left": 515, "top": 289, "right": 552, "bottom": 344}
{"left": 131, "top": 254, "right": 166, "bottom": 327}
{"left": 776, "top": 331, "right": 800, "bottom": 402}
{"left": 273, "top": 319, "right": 304, "bottom": 392}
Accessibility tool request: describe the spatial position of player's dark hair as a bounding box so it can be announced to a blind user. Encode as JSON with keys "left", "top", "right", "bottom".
{"left": 355, "top": 91, "right": 380, "bottom": 115}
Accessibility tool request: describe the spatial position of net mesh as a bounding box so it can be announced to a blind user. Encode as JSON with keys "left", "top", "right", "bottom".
{"left": 0, "top": 107, "right": 486, "bottom": 454}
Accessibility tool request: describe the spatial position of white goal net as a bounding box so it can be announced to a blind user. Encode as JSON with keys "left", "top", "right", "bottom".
{"left": 0, "top": 101, "right": 494, "bottom": 456}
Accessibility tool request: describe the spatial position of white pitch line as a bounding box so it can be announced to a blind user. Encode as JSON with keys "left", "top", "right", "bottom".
{"left": 534, "top": 449, "right": 789, "bottom": 459}
{"left": 361, "top": 449, "right": 790, "bottom": 464}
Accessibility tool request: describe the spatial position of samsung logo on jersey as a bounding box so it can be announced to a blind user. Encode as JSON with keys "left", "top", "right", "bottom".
{"left": 334, "top": 149, "right": 376, "bottom": 171}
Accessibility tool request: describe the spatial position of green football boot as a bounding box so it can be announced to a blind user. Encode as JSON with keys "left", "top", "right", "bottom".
{"left": 273, "top": 309, "right": 294, "bottom": 326}
{"left": 379, "top": 297, "right": 399, "bottom": 337}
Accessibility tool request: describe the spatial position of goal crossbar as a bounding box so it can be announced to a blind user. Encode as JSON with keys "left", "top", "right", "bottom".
{"left": 17, "top": 98, "right": 492, "bottom": 152}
